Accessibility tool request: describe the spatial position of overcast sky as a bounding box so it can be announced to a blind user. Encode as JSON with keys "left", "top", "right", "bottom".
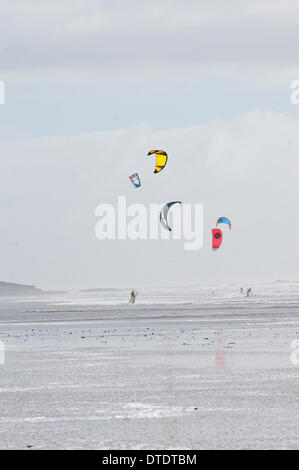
{"left": 1, "top": 0, "right": 299, "bottom": 289}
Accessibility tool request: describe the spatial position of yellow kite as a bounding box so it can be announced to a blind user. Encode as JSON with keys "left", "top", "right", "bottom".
{"left": 147, "top": 150, "right": 168, "bottom": 174}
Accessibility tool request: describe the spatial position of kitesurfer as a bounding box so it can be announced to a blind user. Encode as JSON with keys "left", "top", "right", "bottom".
{"left": 130, "top": 290, "right": 136, "bottom": 304}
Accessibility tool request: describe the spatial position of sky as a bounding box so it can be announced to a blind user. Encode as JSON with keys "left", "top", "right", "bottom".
{"left": 1, "top": 0, "right": 299, "bottom": 289}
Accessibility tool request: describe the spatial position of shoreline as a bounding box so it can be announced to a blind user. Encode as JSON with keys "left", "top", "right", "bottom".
{"left": 0, "top": 295, "right": 298, "bottom": 449}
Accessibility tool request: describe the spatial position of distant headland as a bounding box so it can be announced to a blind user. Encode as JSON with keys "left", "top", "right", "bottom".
{"left": 0, "top": 281, "right": 67, "bottom": 297}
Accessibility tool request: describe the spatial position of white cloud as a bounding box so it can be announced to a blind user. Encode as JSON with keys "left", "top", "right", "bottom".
{"left": 0, "top": 110, "right": 298, "bottom": 288}
{"left": 1, "top": 0, "right": 299, "bottom": 83}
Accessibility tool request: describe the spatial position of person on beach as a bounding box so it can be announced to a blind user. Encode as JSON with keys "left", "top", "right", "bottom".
{"left": 129, "top": 290, "right": 136, "bottom": 304}
{"left": 246, "top": 288, "right": 252, "bottom": 297}
{"left": 240, "top": 287, "right": 243, "bottom": 294}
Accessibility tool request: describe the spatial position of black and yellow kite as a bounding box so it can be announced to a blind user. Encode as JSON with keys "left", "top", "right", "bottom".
{"left": 147, "top": 150, "right": 168, "bottom": 174}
